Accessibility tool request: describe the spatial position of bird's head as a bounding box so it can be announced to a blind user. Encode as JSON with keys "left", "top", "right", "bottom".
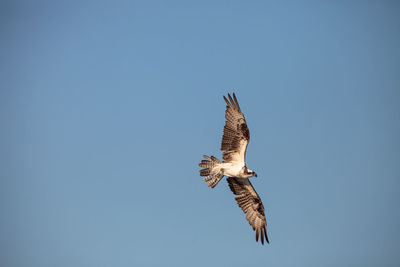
{"left": 247, "top": 168, "right": 258, "bottom": 178}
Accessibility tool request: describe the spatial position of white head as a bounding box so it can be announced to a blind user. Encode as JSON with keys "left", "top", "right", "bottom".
{"left": 245, "top": 167, "right": 258, "bottom": 178}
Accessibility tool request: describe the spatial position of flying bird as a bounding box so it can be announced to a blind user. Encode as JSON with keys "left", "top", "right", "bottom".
{"left": 199, "top": 93, "right": 269, "bottom": 245}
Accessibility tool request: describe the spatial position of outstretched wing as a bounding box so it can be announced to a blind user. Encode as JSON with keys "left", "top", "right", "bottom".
{"left": 227, "top": 177, "right": 269, "bottom": 245}
{"left": 221, "top": 93, "right": 249, "bottom": 165}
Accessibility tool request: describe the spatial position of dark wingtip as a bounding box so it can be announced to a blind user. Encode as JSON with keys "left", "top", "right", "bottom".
{"left": 227, "top": 93, "right": 237, "bottom": 110}
{"left": 261, "top": 228, "right": 265, "bottom": 245}
{"left": 264, "top": 226, "right": 269, "bottom": 244}
{"left": 256, "top": 228, "right": 259, "bottom": 242}
{"left": 232, "top": 93, "right": 241, "bottom": 112}
{"left": 223, "top": 95, "right": 230, "bottom": 107}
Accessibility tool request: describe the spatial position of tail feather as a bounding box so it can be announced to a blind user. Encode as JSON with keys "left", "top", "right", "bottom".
{"left": 203, "top": 174, "right": 223, "bottom": 188}
{"left": 198, "top": 155, "right": 224, "bottom": 188}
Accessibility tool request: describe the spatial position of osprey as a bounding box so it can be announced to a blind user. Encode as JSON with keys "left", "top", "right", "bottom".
{"left": 198, "top": 93, "right": 269, "bottom": 245}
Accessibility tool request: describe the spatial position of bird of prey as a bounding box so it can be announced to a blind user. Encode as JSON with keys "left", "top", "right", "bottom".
{"left": 199, "top": 93, "right": 269, "bottom": 245}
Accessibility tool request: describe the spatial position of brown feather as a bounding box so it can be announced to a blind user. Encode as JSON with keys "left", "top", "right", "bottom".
{"left": 227, "top": 177, "right": 269, "bottom": 245}
{"left": 232, "top": 93, "right": 241, "bottom": 112}
{"left": 256, "top": 228, "right": 259, "bottom": 242}
{"left": 223, "top": 96, "right": 231, "bottom": 108}
{"left": 264, "top": 226, "right": 269, "bottom": 244}
{"left": 220, "top": 93, "right": 250, "bottom": 162}
{"left": 261, "top": 227, "right": 264, "bottom": 245}
{"left": 227, "top": 93, "right": 237, "bottom": 110}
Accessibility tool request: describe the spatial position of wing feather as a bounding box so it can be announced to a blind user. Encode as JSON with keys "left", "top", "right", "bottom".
{"left": 227, "top": 177, "right": 269, "bottom": 245}
{"left": 221, "top": 93, "right": 249, "bottom": 164}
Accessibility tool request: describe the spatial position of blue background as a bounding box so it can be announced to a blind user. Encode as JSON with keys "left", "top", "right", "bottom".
{"left": 1, "top": 1, "right": 399, "bottom": 266}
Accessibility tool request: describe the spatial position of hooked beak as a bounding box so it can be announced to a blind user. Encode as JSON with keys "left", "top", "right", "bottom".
{"left": 254, "top": 173, "right": 258, "bottom": 177}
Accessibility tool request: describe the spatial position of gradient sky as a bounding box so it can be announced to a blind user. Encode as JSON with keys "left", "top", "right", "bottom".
{"left": 1, "top": 1, "right": 400, "bottom": 266}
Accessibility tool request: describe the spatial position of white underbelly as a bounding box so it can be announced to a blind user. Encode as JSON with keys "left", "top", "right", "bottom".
{"left": 221, "top": 162, "right": 243, "bottom": 177}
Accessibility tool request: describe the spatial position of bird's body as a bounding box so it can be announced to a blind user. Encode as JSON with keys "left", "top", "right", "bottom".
{"left": 220, "top": 162, "right": 243, "bottom": 177}
{"left": 198, "top": 93, "right": 269, "bottom": 245}
{"left": 220, "top": 163, "right": 253, "bottom": 178}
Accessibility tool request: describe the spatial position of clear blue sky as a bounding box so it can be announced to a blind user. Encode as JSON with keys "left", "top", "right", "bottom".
{"left": 1, "top": 1, "right": 400, "bottom": 266}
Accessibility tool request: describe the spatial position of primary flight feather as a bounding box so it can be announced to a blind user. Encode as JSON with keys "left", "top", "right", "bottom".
{"left": 198, "top": 93, "right": 269, "bottom": 245}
